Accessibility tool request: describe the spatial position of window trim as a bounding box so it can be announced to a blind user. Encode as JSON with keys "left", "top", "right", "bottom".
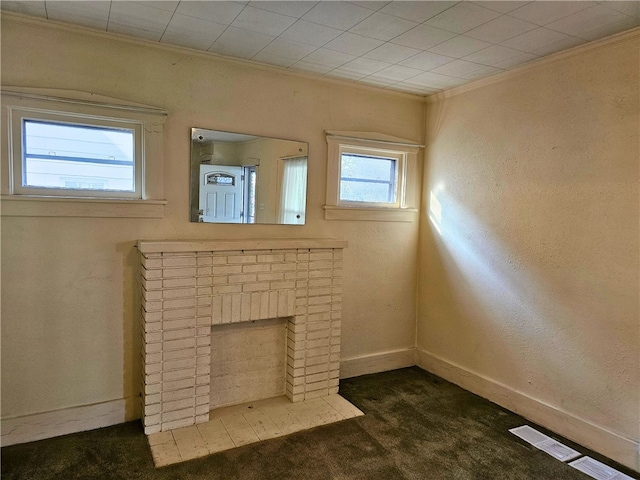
{"left": 324, "top": 131, "right": 423, "bottom": 222}
{"left": 1, "top": 88, "right": 167, "bottom": 218}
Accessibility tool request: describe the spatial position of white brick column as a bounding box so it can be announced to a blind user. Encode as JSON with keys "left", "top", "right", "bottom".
{"left": 138, "top": 239, "right": 346, "bottom": 435}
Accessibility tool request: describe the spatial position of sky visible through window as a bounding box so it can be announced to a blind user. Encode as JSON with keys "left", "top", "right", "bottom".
{"left": 340, "top": 153, "right": 396, "bottom": 203}
{"left": 23, "top": 120, "right": 135, "bottom": 191}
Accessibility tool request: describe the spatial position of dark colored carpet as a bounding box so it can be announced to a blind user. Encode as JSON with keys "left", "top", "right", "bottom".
{"left": 2, "top": 367, "right": 637, "bottom": 479}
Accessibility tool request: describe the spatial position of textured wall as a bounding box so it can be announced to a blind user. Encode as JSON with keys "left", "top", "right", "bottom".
{"left": 418, "top": 33, "right": 639, "bottom": 462}
{"left": 0, "top": 16, "right": 423, "bottom": 420}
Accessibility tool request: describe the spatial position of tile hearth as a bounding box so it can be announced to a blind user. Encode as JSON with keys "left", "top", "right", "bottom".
{"left": 147, "top": 394, "right": 363, "bottom": 467}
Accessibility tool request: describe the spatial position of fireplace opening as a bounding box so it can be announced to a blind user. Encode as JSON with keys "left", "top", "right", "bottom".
{"left": 210, "top": 318, "right": 288, "bottom": 410}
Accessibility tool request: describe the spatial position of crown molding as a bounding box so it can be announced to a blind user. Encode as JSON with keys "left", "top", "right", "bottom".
{"left": 426, "top": 26, "right": 640, "bottom": 104}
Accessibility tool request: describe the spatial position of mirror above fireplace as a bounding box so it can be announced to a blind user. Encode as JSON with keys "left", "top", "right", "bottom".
{"left": 190, "top": 128, "right": 308, "bottom": 225}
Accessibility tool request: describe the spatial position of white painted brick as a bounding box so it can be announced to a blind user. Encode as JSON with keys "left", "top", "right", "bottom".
{"left": 221, "top": 295, "right": 232, "bottom": 324}
{"left": 306, "top": 371, "right": 329, "bottom": 383}
{"left": 164, "top": 287, "right": 197, "bottom": 299}
{"left": 142, "top": 267, "right": 162, "bottom": 280}
{"left": 271, "top": 263, "right": 296, "bottom": 272}
{"left": 162, "top": 308, "right": 196, "bottom": 321}
{"left": 242, "top": 282, "right": 270, "bottom": 293}
{"left": 163, "top": 367, "right": 196, "bottom": 382}
{"left": 144, "top": 321, "right": 162, "bottom": 333}
{"left": 285, "top": 253, "right": 297, "bottom": 262}
{"left": 163, "top": 267, "right": 197, "bottom": 278}
{"left": 163, "top": 377, "right": 196, "bottom": 392}
{"left": 145, "top": 403, "right": 162, "bottom": 416}
{"left": 162, "top": 407, "right": 195, "bottom": 423}
{"left": 197, "top": 266, "right": 212, "bottom": 276}
{"left": 309, "top": 269, "right": 332, "bottom": 279}
{"left": 144, "top": 413, "right": 161, "bottom": 427}
{"left": 257, "top": 272, "right": 284, "bottom": 282}
{"left": 212, "top": 285, "right": 242, "bottom": 295}
{"left": 163, "top": 328, "right": 195, "bottom": 342}
{"left": 212, "top": 296, "right": 223, "bottom": 324}
{"left": 163, "top": 256, "right": 196, "bottom": 268}
{"left": 143, "top": 310, "right": 162, "bottom": 323}
{"left": 163, "top": 277, "right": 196, "bottom": 289}
{"left": 197, "top": 256, "right": 212, "bottom": 266}
{"left": 212, "top": 265, "right": 243, "bottom": 275}
{"left": 267, "top": 291, "right": 277, "bottom": 318}
{"left": 306, "top": 363, "right": 328, "bottom": 375}
{"left": 142, "top": 257, "right": 163, "bottom": 269}
{"left": 230, "top": 294, "right": 241, "bottom": 323}
{"left": 309, "top": 278, "right": 332, "bottom": 288}
{"left": 196, "top": 335, "right": 211, "bottom": 346}
{"left": 195, "top": 404, "right": 209, "bottom": 416}
{"left": 144, "top": 289, "right": 162, "bottom": 301}
{"left": 163, "top": 337, "right": 196, "bottom": 352}
{"left": 164, "top": 397, "right": 195, "bottom": 413}
{"left": 163, "top": 347, "right": 196, "bottom": 361}
{"left": 196, "top": 395, "right": 209, "bottom": 406}
{"left": 164, "top": 357, "right": 196, "bottom": 371}
{"left": 308, "top": 304, "right": 331, "bottom": 314}
{"left": 142, "top": 278, "right": 162, "bottom": 290}
{"left": 197, "top": 345, "right": 211, "bottom": 356}
{"left": 211, "top": 255, "right": 228, "bottom": 265}
{"left": 307, "top": 346, "right": 330, "bottom": 357}
{"left": 197, "top": 276, "right": 212, "bottom": 287}
{"left": 145, "top": 332, "right": 162, "bottom": 344}
{"left": 146, "top": 352, "right": 162, "bottom": 364}
{"left": 144, "top": 300, "right": 162, "bottom": 312}
{"left": 331, "top": 302, "right": 342, "bottom": 312}
{"left": 229, "top": 273, "right": 257, "bottom": 284}
{"left": 197, "top": 296, "right": 212, "bottom": 306}
{"left": 162, "top": 417, "right": 194, "bottom": 431}
{"left": 333, "top": 250, "right": 343, "bottom": 260}
{"left": 195, "top": 413, "right": 209, "bottom": 424}
{"left": 197, "top": 288, "right": 213, "bottom": 297}
{"left": 309, "top": 252, "right": 333, "bottom": 261}
{"left": 145, "top": 383, "right": 161, "bottom": 395}
{"left": 306, "top": 354, "right": 330, "bottom": 366}
{"left": 146, "top": 363, "right": 162, "bottom": 375}
{"left": 271, "top": 281, "right": 295, "bottom": 290}
{"left": 197, "top": 306, "right": 212, "bottom": 317}
{"left": 145, "top": 342, "right": 162, "bottom": 354}
{"left": 257, "top": 254, "right": 284, "bottom": 263}
{"left": 250, "top": 292, "right": 261, "bottom": 320}
{"left": 144, "top": 424, "right": 162, "bottom": 435}
{"left": 162, "top": 387, "right": 195, "bottom": 402}
{"left": 297, "top": 253, "right": 309, "bottom": 261}
{"left": 227, "top": 255, "right": 257, "bottom": 264}
{"left": 308, "top": 295, "right": 331, "bottom": 306}
{"left": 240, "top": 294, "right": 251, "bottom": 322}
{"left": 164, "top": 318, "right": 196, "bottom": 330}
{"left": 145, "top": 393, "right": 161, "bottom": 405}
{"left": 242, "top": 263, "right": 271, "bottom": 273}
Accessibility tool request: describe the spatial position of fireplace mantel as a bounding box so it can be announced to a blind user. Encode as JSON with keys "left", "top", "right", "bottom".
{"left": 138, "top": 238, "right": 346, "bottom": 435}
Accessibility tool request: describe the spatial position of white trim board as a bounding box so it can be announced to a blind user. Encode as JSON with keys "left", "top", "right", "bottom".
{"left": 416, "top": 348, "right": 639, "bottom": 473}
{"left": 340, "top": 348, "right": 416, "bottom": 379}
{"left": 1, "top": 398, "right": 127, "bottom": 447}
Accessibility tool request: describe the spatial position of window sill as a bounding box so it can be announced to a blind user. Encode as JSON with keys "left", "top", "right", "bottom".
{"left": 324, "top": 205, "right": 418, "bottom": 222}
{"left": 0, "top": 195, "right": 166, "bottom": 218}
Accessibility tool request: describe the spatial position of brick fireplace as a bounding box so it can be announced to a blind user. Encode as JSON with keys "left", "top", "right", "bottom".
{"left": 137, "top": 239, "right": 346, "bottom": 435}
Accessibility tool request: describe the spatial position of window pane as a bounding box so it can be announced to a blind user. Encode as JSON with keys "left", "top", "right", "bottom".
{"left": 23, "top": 120, "right": 135, "bottom": 191}
{"left": 340, "top": 153, "right": 396, "bottom": 203}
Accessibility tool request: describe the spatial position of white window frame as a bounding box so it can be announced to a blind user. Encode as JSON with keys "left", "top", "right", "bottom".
{"left": 324, "top": 131, "right": 422, "bottom": 222}
{"left": 1, "top": 89, "right": 167, "bottom": 218}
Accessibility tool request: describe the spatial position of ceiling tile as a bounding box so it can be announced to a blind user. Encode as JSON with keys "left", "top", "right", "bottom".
{"left": 161, "top": 14, "right": 227, "bottom": 51}
{"left": 463, "top": 44, "right": 530, "bottom": 66}
{"left": 359, "top": 75, "right": 397, "bottom": 87}
{"left": 327, "top": 69, "right": 369, "bottom": 81}
{"left": 349, "top": 12, "right": 418, "bottom": 41}
{"left": 332, "top": 57, "right": 393, "bottom": 77}
{"left": 465, "top": 15, "right": 538, "bottom": 43}
{"left": 402, "top": 71, "right": 467, "bottom": 88}
{"left": 363, "top": 42, "right": 422, "bottom": 63}
{"left": 253, "top": 38, "right": 317, "bottom": 67}
{"left": 373, "top": 64, "right": 424, "bottom": 81}
{"left": 380, "top": 1, "right": 456, "bottom": 23}
{"left": 431, "top": 59, "right": 502, "bottom": 79}
{"left": 347, "top": 1, "right": 390, "bottom": 12}
{"left": 424, "top": 3, "right": 502, "bottom": 33}
{"left": 47, "top": 1, "right": 110, "bottom": 30}
{"left": 324, "top": 32, "right": 384, "bottom": 56}
{"left": 427, "top": 35, "right": 492, "bottom": 57}
{"left": 175, "top": 1, "right": 244, "bottom": 25}
{"left": 391, "top": 82, "right": 439, "bottom": 94}
{"left": 508, "top": 1, "right": 596, "bottom": 26}
{"left": 301, "top": 48, "right": 356, "bottom": 68}
{"left": 399, "top": 51, "right": 454, "bottom": 71}
{"left": 248, "top": 1, "right": 317, "bottom": 18}
{"left": 232, "top": 5, "right": 297, "bottom": 36}
{"left": 1, "top": 1, "right": 47, "bottom": 18}
{"left": 280, "top": 20, "right": 343, "bottom": 47}
{"left": 599, "top": 1, "right": 640, "bottom": 18}
{"left": 391, "top": 24, "right": 458, "bottom": 50}
{"left": 492, "top": 51, "right": 538, "bottom": 69}
{"left": 501, "top": 27, "right": 585, "bottom": 55}
{"left": 302, "top": 1, "right": 373, "bottom": 30}
{"left": 471, "top": 2, "right": 531, "bottom": 14}
{"left": 140, "top": 2, "right": 179, "bottom": 13}
{"left": 545, "top": 4, "right": 638, "bottom": 39}
{"left": 109, "top": 2, "right": 174, "bottom": 32}
{"left": 208, "top": 26, "right": 275, "bottom": 60}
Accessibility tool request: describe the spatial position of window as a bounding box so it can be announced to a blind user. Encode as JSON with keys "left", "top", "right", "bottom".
{"left": 2, "top": 89, "right": 167, "bottom": 217}
{"left": 325, "top": 131, "right": 422, "bottom": 221}
{"left": 338, "top": 147, "right": 403, "bottom": 207}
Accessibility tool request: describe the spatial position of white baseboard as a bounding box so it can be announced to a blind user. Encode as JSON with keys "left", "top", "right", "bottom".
{"left": 1, "top": 398, "right": 129, "bottom": 447}
{"left": 416, "top": 348, "right": 639, "bottom": 473}
{"left": 340, "top": 348, "right": 416, "bottom": 379}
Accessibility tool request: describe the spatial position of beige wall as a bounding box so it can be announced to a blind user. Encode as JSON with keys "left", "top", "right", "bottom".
{"left": 418, "top": 33, "right": 639, "bottom": 467}
{"left": 0, "top": 17, "right": 423, "bottom": 420}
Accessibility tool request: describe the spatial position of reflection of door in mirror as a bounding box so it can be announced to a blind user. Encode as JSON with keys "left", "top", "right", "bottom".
{"left": 278, "top": 156, "right": 308, "bottom": 224}
{"left": 199, "top": 165, "right": 244, "bottom": 223}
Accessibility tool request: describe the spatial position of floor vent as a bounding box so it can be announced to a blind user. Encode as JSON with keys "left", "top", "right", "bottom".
{"left": 509, "top": 425, "right": 580, "bottom": 461}
{"left": 569, "top": 456, "right": 634, "bottom": 480}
